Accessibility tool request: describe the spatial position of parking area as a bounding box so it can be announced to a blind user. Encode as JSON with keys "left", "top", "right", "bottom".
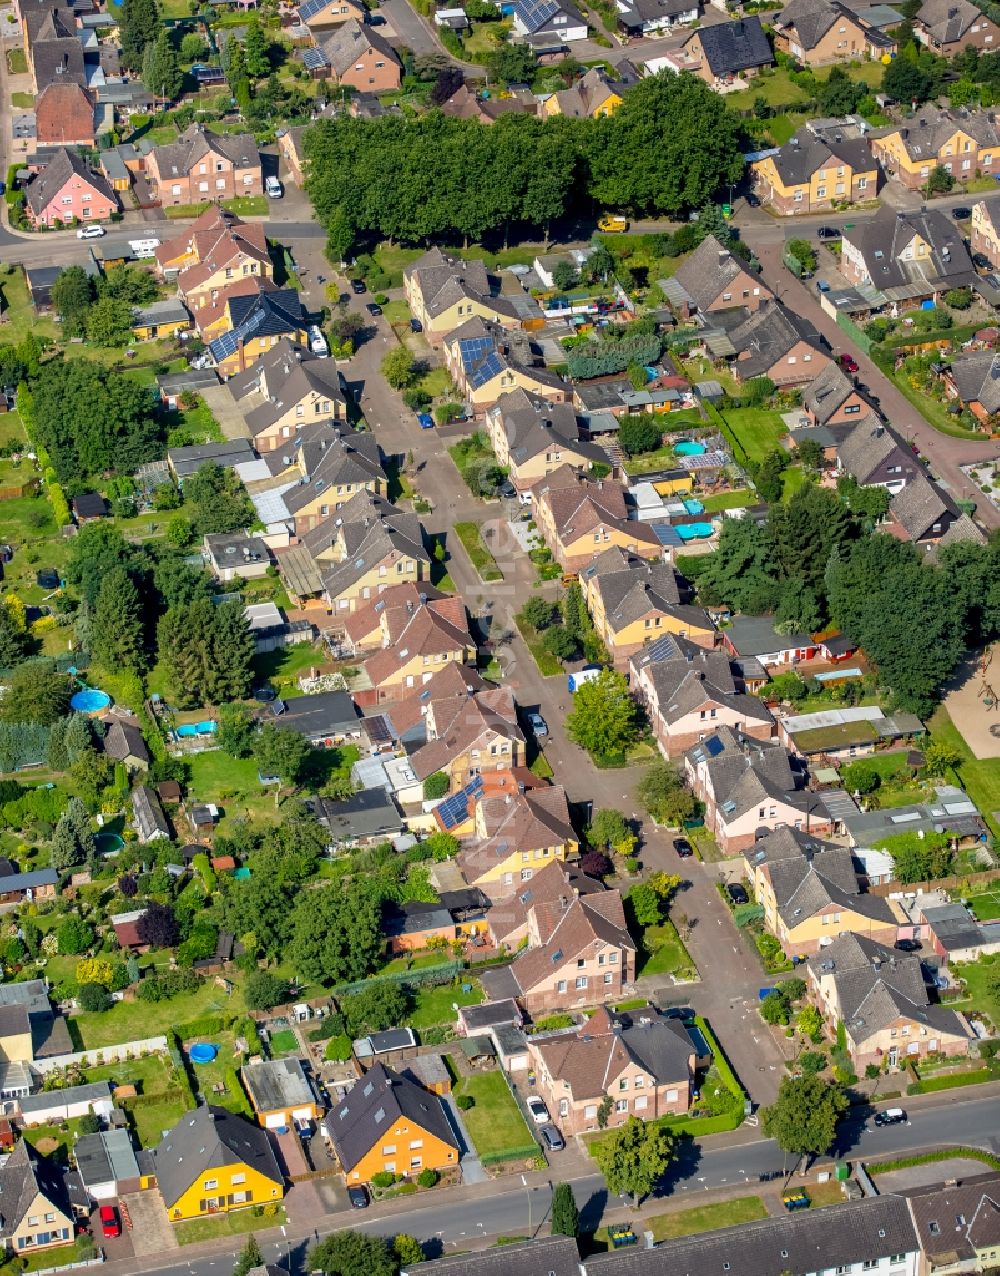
{"left": 119, "top": 1190, "right": 179, "bottom": 1258}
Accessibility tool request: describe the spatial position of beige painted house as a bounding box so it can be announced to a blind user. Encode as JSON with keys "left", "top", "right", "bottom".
{"left": 772, "top": 0, "right": 892, "bottom": 64}
{"left": 227, "top": 339, "right": 348, "bottom": 452}
{"left": 871, "top": 107, "right": 1000, "bottom": 191}
{"left": 444, "top": 318, "right": 569, "bottom": 412}
{"left": 971, "top": 193, "right": 1000, "bottom": 268}
{"left": 531, "top": 466, "right": 661, "bottom": 573}
{"left": 529, "top": 1008, "right": 695, "bottom": 1137}
{"left": 0, "top": 1141, "right": 74, "bottom": 1258}
{"left": 403, "top": 248, "right": 521, "bottom": 344}
{"left": 457, "top": 784, "right": 577, "bottom": 894}
{"left": 411, "top": 687, "right": 526, "bottom": 790}
{"left": 361, "top": 593, "right": 474, "bottom": 695}
{"left": 806, "top": 933, "right": 973, "bottom": 1070}
{"left": 485, "top": 389, "right": 605, "bottom": 491}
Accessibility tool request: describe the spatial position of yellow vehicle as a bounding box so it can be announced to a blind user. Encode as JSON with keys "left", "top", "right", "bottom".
{"left": 597, "top": 214, "right": 629, "bottom": 233}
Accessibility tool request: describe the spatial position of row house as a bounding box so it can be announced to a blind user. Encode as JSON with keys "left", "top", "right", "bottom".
{"left": 871, "top": 107, "right": 1000, "bottom": 190}
{"left": 361, "top": 591, "right": 474, "bottom": 697}
{"left": 971, "top": 193, "right": 1000, "bottom": 267}
{"left": 531, "top": 466, "right": 661, "bottom": 573}
{"left": 485, "top": 389, "right": 606, "bottom": 493}
{"left": 726, "top": 301, "right": 831, "bottom": 388}
{"left": 840, "top": 206, "right": 975, "bottom": 311}
{"left": 146, "top": 124, "right": 262, "bottom": 207}
{"left": 411, "top": 686, "right": 526, "bottom": 793}
{"left": 403, "top": 248, "right": 521, "bottom": 345}
{"left": 444, "top": 317, "right": 569, "bottom": 413}
{"left": 227, "top": 338, "right": 348, "bottom": 453}
{"left": 457, "top": 783, "right": 577, "bottom": 895}
{"left": 751, "top": 125, "right": 879, "bottom": 215}
{"left": 24, "top": 149, "right": 117, "bottom": 228}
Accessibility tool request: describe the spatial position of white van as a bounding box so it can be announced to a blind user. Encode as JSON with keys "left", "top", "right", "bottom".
{"left": 77, "top": 224, "right": 105, "bottom": 240}
{"left": 265, "top": 176, "right": 283, "bottom": 199}
{"left": 308, "top": 325, "right": 329, "bottom": 357}
{"left": 129, "top": 238, "right": 161, "bottom": 259}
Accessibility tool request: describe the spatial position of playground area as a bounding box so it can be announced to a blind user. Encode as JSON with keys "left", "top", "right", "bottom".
{"left": 943, "top": 646, "right": 1000, "bottom": 759}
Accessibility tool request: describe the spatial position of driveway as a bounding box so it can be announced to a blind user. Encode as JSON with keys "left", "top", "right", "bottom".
{"left": 379, "top": 0, "right": 485, "bottom": 74}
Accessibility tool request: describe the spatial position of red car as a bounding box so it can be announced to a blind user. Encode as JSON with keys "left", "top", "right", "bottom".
{"left": 838, "top": 352, "right": 859, "bottom": 373}
{"left": 99, "top": 1206, "right": 120, "bottom": 1239}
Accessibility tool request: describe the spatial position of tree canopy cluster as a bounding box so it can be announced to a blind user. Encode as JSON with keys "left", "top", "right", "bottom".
{"left": 305, "top": 73, "right": 745, "bottom": 252}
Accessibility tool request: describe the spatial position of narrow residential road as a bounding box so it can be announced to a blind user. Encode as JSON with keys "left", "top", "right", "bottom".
{"left": 744, "top": 228, "right": 1000, "bottom": 524}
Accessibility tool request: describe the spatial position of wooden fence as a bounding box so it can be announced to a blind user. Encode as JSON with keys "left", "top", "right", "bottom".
{"left": 868, "top": 866, "right": 1000, "bottom": 898}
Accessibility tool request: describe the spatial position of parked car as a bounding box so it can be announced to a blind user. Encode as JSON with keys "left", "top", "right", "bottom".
{"left": 417, "top": 412, "right": 435, "bottom": 430}
{"left": 816, "top": 279, "right": 831, "bottom": 293}
{"left": 894, "top": 938, "right": 921, "bottom": 952}
{"left": 527, "top": 711, "right": 548, "bottom": 737}
{"left": 526, "top": 1096, "right": 549, "bottom": 1125}
{"left": 410, "top": 318, "right": 423, "bottom": 332}
{"left": 816, "top": 226, "right": 840, "bottom": 240}
{"left": 664, "top": 1006, "right": 695, "bottom": 1022}
{"left": 77, "top": 224, "right": 105, "bottom": 239}
{"left": 951, "top": 206, "right": 972, "bottom": 220}
{"left": 973, "top": 252, "right": 993, "bottom": 271}
{"left": 745, "top": 191, "right": 760, "bottom": 207}
{"left": 265, "top": 176, "right": 283, "bottom": 199}
{"left": 350, "top": 279, "right": 366, "bottom": 294}
{"left": 366, "top": 302, "right": 383, "bottom": 317}
{"left": 839, "top": 352, "right": 859, "bottom": 373}
{"left": 874, "top": 1107, "right": 906, "bottom": 1127}
{"left": 673, "top": 837, "right": 693, "bottom": 858}
{"left": 727, "top": 882, "right": 749, "bottom": 905}
{"left": 99, "top": 1207, "right": 120, "bottom": 1239}
{"left": 540, "top": 1123, "right": 565, "bottom": 1151}
{"left": 348, "top": 1185, "right": 370, "bottom": 1208}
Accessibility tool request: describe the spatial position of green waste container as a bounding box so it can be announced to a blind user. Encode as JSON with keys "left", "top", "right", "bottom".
{"left": 834, "top": 1163, "right": 851, "bottom": 1181}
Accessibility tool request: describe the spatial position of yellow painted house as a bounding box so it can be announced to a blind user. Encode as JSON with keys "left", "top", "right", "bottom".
{"left": 403, "top": 248, "right": 520, "bottom": 345}
{"left": 131, "top": 300, "right": 192, "bottom": 342}
{"left": 0, "top": 1141, "right": 74, "bottom": 1258}
{"left": 485, "top": 389, "right": 607, "bottom": 492}
{"left": 327, "top": 1063, "right": 458, "bottom": 1185}
{"left": 531, "top": 466, "right": 662, "bottom": 573}
{"left": 541, "top": 68, "right": 624, "bottom": 118}
{"left": 870, "top": 108, "right": 1000, "bottom": 191}
{"left": 444, "top": 317, "right": 569, "bottom": 412}
{"left": 743, "top": 826, "right": 897, "bottom": 957}
{"left": 457, "top": 785, "right": 578, "bottom": 894}
{"left": 752, "top": 127, "right": 878, "bottom": 215}
{"left": 153, "top": 1105, "right": 284, "bottom": 1223}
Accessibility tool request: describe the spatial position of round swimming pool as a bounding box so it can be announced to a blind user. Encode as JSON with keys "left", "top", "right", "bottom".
{"left": 94, "top": 832, "right": 125, "bottom": 856}
{"left": 677, "top": 522, "right": 715, "bottom": 540}
{"left": 189, "top": 1043, "right": 219, "bottom": 1065}
{"left": 70, "top": 688, "right": 111, "bottom": 713}
{"left": 674, "top": 440, "right": 707, "bottom": 457}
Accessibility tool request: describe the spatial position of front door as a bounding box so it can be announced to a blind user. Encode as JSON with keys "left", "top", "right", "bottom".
{"left": 888, "top": 1047, "right": 898, "bottom": 1068}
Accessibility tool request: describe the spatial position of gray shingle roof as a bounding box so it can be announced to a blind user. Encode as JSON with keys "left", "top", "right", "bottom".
{"left": 283, "top": 427, "right": 385, "bottom": 516}
{"left": 672, "top": 235, "right": 763, "bottom": 313}
{"left": 947, "top": 350, "right": 1000, "bottom": 414}
{"left": 150, "top": 124, "right": 259, "bottom": 181}
{"left": 844, "top": 205, "right": 974, "bottom": 292}
{"left": 0, "top": 1140, "right": 71, "bottom": 1239}
{"left": 26, "top": 148, "right": 115, "bottom": 216}
{"left": 491, "top": 388, "right": 603, "bottom": 468}
{"left": 801, "top": 362, "right": 858, "bottom": 423}
{"left": 692, "top": 14, "right": 772, "bottom": 74}
{"left": 917, "top": 0, "right": 994, "bottom": 43}
{"left": 416, "top": 1236, "right": 581, "bottom": 1276}
{"left": 322, "top": 19, "right": 401, "bottom": 74}
{"left": 770, "top": 127, "right": 874, "bottom": 187}
{"left": 774, "top": 0, "right": 846, "bottom": 49}
{"left": 889, "top": 473, "right": 956, "bottom": 541}
{"left": 326, "top": 1062, "right": 457, "bottom": 1173}
{"left": 153, "top": 1105, "right": 283, "bottom": 1209}
{"left": 729, "top": 302, "right": 823, "bottom": 380}
{"left": 837, "top": 418, "right": 909, "bottom": 485}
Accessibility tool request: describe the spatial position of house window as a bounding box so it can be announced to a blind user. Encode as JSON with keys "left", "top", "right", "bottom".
{"left": 666, "top": 1087, "right": 679, "bottom": 1101}
{"left": 604, "top": 972, "right": 613, "bottom": 984}
{"left": 410, "top": 1158, "right": 422, "bottom": 1169}
{"left": 584, "top": 1104, "right": 598, "bottom": 1119}
{"left": 557, "top": 980, "right": 567, "bottom": 992}
{"left": 203, "top": 1179, "right": 218, "bottom": 1190}
{"left": 816, "top": 188, "right": 826, "bottom": 199}
{"left": 216, "top": 178, "right": 226, "bottom": 190}
{"left": 608, "top": 952, "right": 618, "bottom": 964}
{"left": 521, "top": 868, "right": 532, "bottom": 881}
{"left": 635, "top": 1076, "right": 644, "bottom": 1088}
{"left": 410, "top": 1140, "right": 423, "bottom": 1149}
{"left": 575, "top": 975, "right": 587, "bottom": 988}
{"left": 634, "top": 1095, "right": 648, "bottom": 1110}
{"left": 619, "top": 1077, "right": 629, "bottom": 1090}
{"left": 231, "top": 1173, "right": 246, "bottom": 1185}
{"left": 858, "top": 177, "right": 867, "bottom": 189}
{"left": 615, "top": 1099, "right": 628, "bottom": 1112}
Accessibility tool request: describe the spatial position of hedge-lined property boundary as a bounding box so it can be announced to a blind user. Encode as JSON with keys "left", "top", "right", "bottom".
{"left": 869, "top": 1147, "right": 1000, "bottom": 1175}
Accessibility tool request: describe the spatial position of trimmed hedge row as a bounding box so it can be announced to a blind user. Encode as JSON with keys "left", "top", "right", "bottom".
{"left": 869, "top": 1146, "right": 1000, "bottom": 1175}
{"left": 695, "top": 1014, "right": 747, "bottom": 1109}
{"left": 907, "top": 1066, "right": 996, "bottom": 1095}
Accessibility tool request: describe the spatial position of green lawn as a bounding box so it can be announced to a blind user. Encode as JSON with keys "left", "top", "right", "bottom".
{"left": 11, "top": 91, "right": 33, "bottom": 108}
{"left": 373, "top": 243, "right": 425, "bottom": 288}
{"left": 73, "top": 977, "right": 243, "bottom": 1049}
{"left": 643, "top": 1196, "right": 768, "bottom": 1243}
{"left": 132, "top": 1093, "right": 192, "bottom": 1149}
{"left": 416, "top": 366, "right": 455, "bottom": 400}
{"left": 174, "top": 1207, "right": 286, "bottom": 1246}
{"left": 453, "top": 522, "right": 504, "bottom": 582}
{"left": 637, "top": 919, "right": 697, "bottom": 979}
{"left": 888, "top": 368, "right": 983, "bottom": 441}
{"left": 840, "top": 751, "right": 912, "bottom": 781}
{"left": 928, "top": 707, "right": 1000, "bottom": 836}
{"left": 408, "top": 979, "right": 482, "bottom": 1030}
{"left": 20, "top": 1243, "right": 79, "bottom": 1272}
{"left": 0, "top": 265, "right": 59, "bottom": 345}
{"left": 702, "top": 489, "right": 754, "bottom": 513}
{"left": 451, "top": 1068, "right": 536, "bottom": 1161}
{"left": 7, "top": 48, "right": 27, "bottom": 74}
{"left": 727, "top": 68, "right": 811, "bottom": 110}
{"left": 715, "top": 408, "right": 789, "bottom": 465}
{"left": 952, "top": 953, "right": 1000, "bottom": 1029}
{"left": 252, "top": 640, "right": 327, "bottom": 693}
{"left": 962, "top": 890, "right": 1000, "bottom": 922}
{"left": 84, "top": 1051, "right": 175, "bottom": 1096}
{"left": 515, "top": 611, "right": 563, "bottom": 678}
{"left": 268, "top": 1028, "right": 299, "bottom": 1055}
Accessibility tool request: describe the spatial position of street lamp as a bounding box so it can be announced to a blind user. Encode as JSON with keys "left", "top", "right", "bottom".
{"left": 520, "top": 1174, "right": 532, "bottom": 1239}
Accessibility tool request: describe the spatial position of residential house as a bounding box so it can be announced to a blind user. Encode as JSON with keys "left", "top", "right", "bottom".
{"left": 227, "top": 339, "right": 347, "bottom": 453}
{"left": 801, "top": 361, "right": 875, "bottom": 428}
{"left": 744, "top": 826, "right": 897, "bottom": 957}
{"left": 34, "top": 81, "right": 95, "bottom": 147}
{"left": 439, "top": 82, "right": 536, "bottom": 121}
{"left": 684, "top": 726, "right": 831, "bottom": 855}
{"left": 73, "top": 1129, "right": 141, "bottom": 1202}
{"left": 384, "top": 889, "right": 489, "bottom": 955}
{"left": 145, "top": 125, "right": 262, "bottom": 208}
{"left": 914, "top": 0, "right": 1000, "bottom": 56}
{"left": 806, "top": 932, "right": 973, "bottom": 1070}
{"left": 361, "top": 592, "right": 474, "bottom": 696}
{"left": 942, "top": 348, "right": 1000, "bottom": 424}
{"left": 269, "top": 689, "right": 361, "bottom": 746}
{"left": 296, "top": 0, "right": 366, "bottom": 31}
{"left": 204, "top": 532, "right": 270, "bottom": 582}
{"left": 481, "top": 881, "right": 636, "bottom": 1014}
{"left": 836, "top": 419, "right": 918, "bottom": 492}
{"left": 311, "top": 789, "right": 404, "bottom": 846}
{"left": 24, "top": 149, "right": 117, "bottom": 229}
{"left": 325, "top": 1062, "right": 458, "bottom": 1184}
{"left": 411, "top": 686, "right": 526, "bottom": 790}
{"left": 457, "top": 783, "right": 577, "bottom": 894}
{"left": 531, "top": 466, "right": 661, "bottom": 573}
{"left": 484, "top": 857, "right": 606, "bottom": 949}
{"left": 277, "top": 125, "right": 308, "bottom": 187}
{"left": 581, "top": 549, "right": 716, "bottom": 665}
{"left": 110, "top": 910, "right": 148, "bottom": 952}
{"left": 0, "top": 1141, "right": 74, "bottom": 1257}
{"left": 727, "top": 301, "right": 831, "bottom": 387}
{"left": 207, "top": 283, "right": 309, "bottom": 378}
{"left": 541, "top": 65, "right": 626, "bottom": 116}
{"left": 871, "top": 107, "right": 1000, "bottom": 190}
{"left": 510, "top": 0, "right": 588, "bottom": 47}
{"left": 772, "top": 0, "right": 893, "bottom": 64}
{"left": 403, "top": 249, "right": 520, "bottom": 343}
{"left": 905, "top": 1175, "right": 1000, "bottom": 1274}
{"left": 155, "top": 206, "right": 270, "bottom": 289}
{"left": 887, "top": 474, "right": 960, "bottom": 544}
{"left": 320, "top": 20, "right": 402, "bottom": 92}
{"left": 971, "top": 192, "right": 1000, "bottom": 268}
{"left": 27, "top": 8, "right": 85, "bottom": 93}
{"left": 131, "top": 301, "right": 191, "bottom": 342}
{"left": 529, "top": 1007, "right": 695, "bottom": 1136}
{"left": 679, "top": 16, "right": 774, "bottom": 87}
{"left": 751, "top": 126, "right": 879, "bottom": 214}
{"left": 342, "top": 582, "right": 451, "bottom": 655}
{"left": 131, "top": 786, "right": 170, "bottom": 843}
{"left": 153, "top": 1105, "right": 284, "bottom": 1222}
{"left": 631, "top": 633, "right": 774, "bottom": 758}
{"left": 485, "top": 389, "right": 604, "bottom": 492}
{"left": 584, "top": 1196, "right": 921, "bottom": 1276}
{"left": 444, "top": 318, "right": 569, "bottom": 413}
{"left": 101, "top": 718, "right": 149, "bottom": 772}
{"left": 722, "top": 615, "right": 817, "bottom": 668}
{"left": 0, "top": 867, "right": 58, "bottom": 907}
{"left": 840, "top": 205, "right": 975, "bottom": 310}
{"left": 278, "top": 424, "right": 386, "bottom": 536}
{"left": 168, "top": 439, "right": 256, "bottom": 483}
{"left": 241, "top": 1058, "right": 320, "bottom": 1131}
{"left": 670, "top": 234, "right": 772, "bottom": 317}
{"left": 615, "top": 0, "right": 698, "bottom": 36}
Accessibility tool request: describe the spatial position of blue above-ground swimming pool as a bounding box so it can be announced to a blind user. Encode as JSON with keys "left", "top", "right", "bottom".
{"left": 683, "top": 499, "right": 705, "bottom": 515}
{"left": 189, "top": 1043, "right": 219, "bottom": 1064}
{"left": 175, "top": 721, "right": 218, "bottom": 738}
{"left": 675, "top": 440, "right": 707, "bottom": 457}
{"left": 70, "top": 688, "right": 111, "bottom": 713}
{"left": 677, "top": 523, "right": 715, "bottom": 541}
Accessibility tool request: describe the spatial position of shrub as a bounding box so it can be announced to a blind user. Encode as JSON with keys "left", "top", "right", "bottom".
{"left": 417, "top": 1168, "right": 440, "bottom": 1188}
{"left": 455, "top": 1093, "right": 475, "bottom": 1111}
{"left": 371, "top": 1171, "right": 397, "bottom": 1188}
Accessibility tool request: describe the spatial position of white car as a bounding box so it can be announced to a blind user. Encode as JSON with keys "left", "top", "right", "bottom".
{"left": 265, "top": 176, "right": 283, "bottom": 199}
{"left": 76, "top": 224, "right": 105, "bottom": 239}
{"left": 526, "top": 1096, "right": 549, "bottom": 1125}
{"left": 308, "top": 324, "right": 329, "bottom": 357}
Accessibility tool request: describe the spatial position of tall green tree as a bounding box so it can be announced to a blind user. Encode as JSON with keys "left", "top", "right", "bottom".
{"left": 242, "top": 17, "right": 270, "bottom": 78}
{"left": 636, "top": 763, "right": 694, "bottom": 826}
{"left": 308, "top": 1231, "right": 396, "bottom": 1276}
{"left": 50, "top": 797, "right": 95, "bottom": 872}
{"left": 551, "top": 1181, "right": 580, "bottom": 1237}
{"left": 143, "top": 29, "right": 183, "bottom": 102}
{"left": 0, "top": 600, "right": 28, "bottom": 669}
{"left": 120, "top": 0, "right": 160, "bottom": 70}
{"left": 92, "top": 567, "right": 146, "bottom": 672}
{"left": 565, "top": 669, "right": 640, "bottom": 763}
{"left": 50, "top": 267, "right": 95, "bottom": 338}
{"left": 592, "top": 1116, "right": 675, "bottom": 1205}
{"left": 157, "top": 597, "right": 253, "bottom": 707}
{"left": 253, "top": 723, "right": 310, "bottom": 788}
{"left": 289, "top": 884, "right": 382, "bottom": 986}
{"left": 761, "top": 1075, "right": 848, "bottom": 1162}
{"left": 85, "top": 295, "right": 135, "bottom": 347}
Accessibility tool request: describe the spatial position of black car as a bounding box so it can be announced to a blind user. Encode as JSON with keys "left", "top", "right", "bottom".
{"left": 664, "top": 1006, "right": 695, "bottom": 1022}
{"left": 952, "top": 206, "right": 972, "bottom": 220}
{"left": 673, "top": 837, "right": 693, "bottom": 859}
{"left": 894, "top": 937, "right": 921, "bottom": 952}
{"left": 745, "top": 192, "right": 760, "bottom": 207}
{"left": 539, "top": 1123, "right": 565, "bottom": 1151}
{"left": 873, "top": 1108, "right": 906, "bottom": 1127}
{"left": 727, "top": 882, "right": 749, "bottom": 905}
{"left": 973, "top": 251, "right": 992, "bottom": 271}
{"left": 350, "top": 279, "right": 366, "bottom": 294}
{"left": 366, "top": 302, "right": 383, "bottom": 317}
{"left": 816, "top": 226, "right": 841, "bottom": 240}
{"left": 348, "top": 1185, "right": 370, "bottom": 1209}
{"left": 498, "top": 479, "right": 517, "bottom": 499}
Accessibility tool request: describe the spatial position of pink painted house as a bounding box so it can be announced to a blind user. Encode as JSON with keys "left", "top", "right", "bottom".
{"left": 25, "top": 148, "right": 118, "bottom": 228}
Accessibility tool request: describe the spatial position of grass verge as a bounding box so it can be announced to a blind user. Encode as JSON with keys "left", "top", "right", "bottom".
{"left": 174, "top": 1207, "right": 286, "bottom": 1245}
{"left": 453, "top": 521, "right": 503, "bottom": 582}
{"left": 515, "top": 608, "right": 563, "bottom": 677}
{"left": 869, "top": 1147, "right": 1000, "bottom": 1175}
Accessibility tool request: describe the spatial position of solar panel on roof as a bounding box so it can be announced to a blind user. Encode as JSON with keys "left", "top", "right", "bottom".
{"left": 301, "top": 45, "right": 329, "bottom": 68}
{"left": 516, "top": 0, "right": 558, "bottom": 29}
{"left": 298, "top": 0, "right": 328, "bottom": 17}
{"left": 210, "top": 305, "right": 267, "bottom": 361}
{"left": 468, "top": 350, "right": 505, "bottom": 389}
